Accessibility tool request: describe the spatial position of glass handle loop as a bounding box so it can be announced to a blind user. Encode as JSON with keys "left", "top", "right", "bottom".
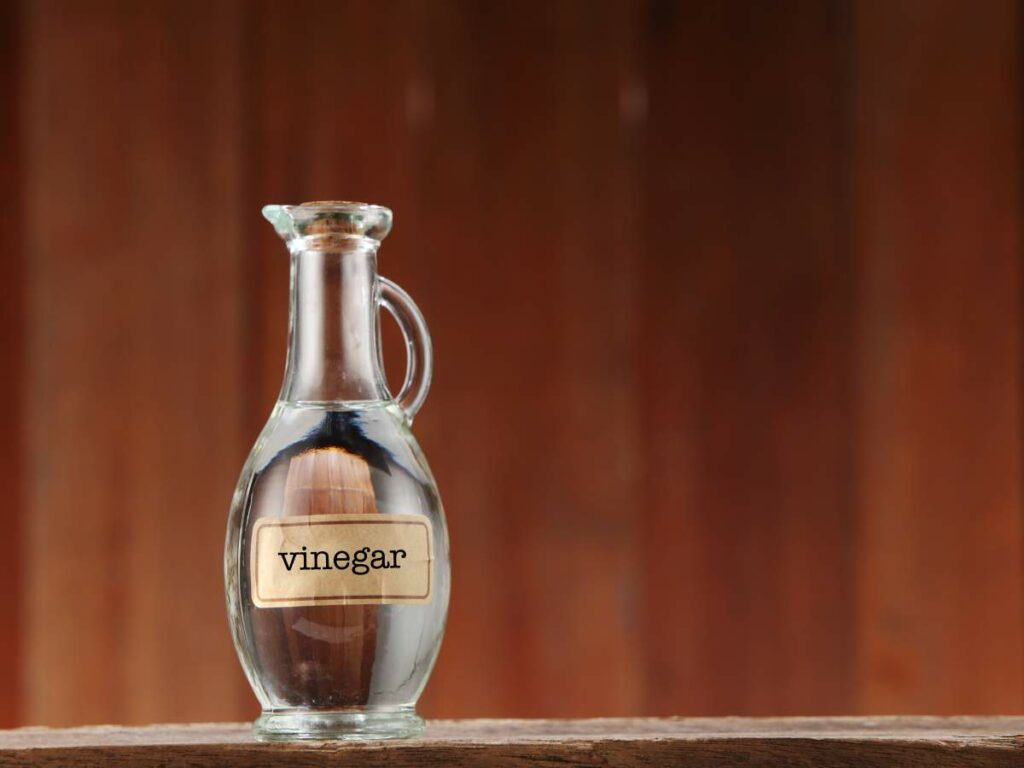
{"left": 378, "top": 277, "right": 432, "bottom": 422}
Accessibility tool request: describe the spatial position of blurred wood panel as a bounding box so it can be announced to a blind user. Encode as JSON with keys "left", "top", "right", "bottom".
{"left": 2, "top": 0, "right": 1023, "bottom": 726}
{"left": 517, "top": 2, "right": 645, "bottom": 716}
{"left": 414, "top": 2, "right": 646, "bottom": 716}
{"left": 22, "top": 0, "right": 251, "bottom": 724}
{"left": 0, "top": 0, "right": 23, "bottom": 729}
{"left": 853, "top": 0, "right": 1024, "bottom": 713}
{"left": 642, "top": 1, "right": 855, "bottom": 715}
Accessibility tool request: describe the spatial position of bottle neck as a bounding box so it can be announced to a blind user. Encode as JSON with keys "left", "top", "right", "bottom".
{"left": 280, "top": 241, "right": 386, "bottom": 404}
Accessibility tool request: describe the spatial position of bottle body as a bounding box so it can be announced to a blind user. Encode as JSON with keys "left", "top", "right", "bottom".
{"left": 225, "top": 400, "right": 449, "bottom": 740}
{"left": 225, "top": 202, "right": 448, "bottom": 740}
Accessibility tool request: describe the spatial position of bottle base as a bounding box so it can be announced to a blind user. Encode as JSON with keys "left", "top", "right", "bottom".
{"left": 253, "top": 707, "right": 425, "bottom": 742}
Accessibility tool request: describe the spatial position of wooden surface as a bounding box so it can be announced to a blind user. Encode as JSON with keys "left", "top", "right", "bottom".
{"left": 853, "top": 0, "right": 1023, "bottom": 714}
{"left": 21, "top": 0, "right": 249, "bottom": 725}
{"left": 0, "top": 0, "right": 23, "bottom": 730}
{"left": 3, "top": 0, "right": 1024, "bottom": 726}
{"left": 0, "top": 0, "right": 23, "bottom": 733}
{"left": 1, "top": 718, "right": 1023, "bottom": 767}
{"left": 642, "top": 0, "right": 855, "bottom": 716}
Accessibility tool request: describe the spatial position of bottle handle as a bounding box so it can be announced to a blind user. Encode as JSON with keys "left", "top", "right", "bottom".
{"left": 378, "top": 276, "right": 433, "bottom": 422}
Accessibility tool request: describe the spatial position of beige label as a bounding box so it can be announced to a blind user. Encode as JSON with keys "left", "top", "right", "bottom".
{"left": 251, "top": 513, "right": 433, "bottom": 608}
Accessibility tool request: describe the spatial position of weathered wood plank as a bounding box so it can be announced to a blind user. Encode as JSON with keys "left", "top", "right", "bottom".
{"left": 852, "top": 0, "right": 1024, "bottom": 713}
{"left": 641, "top": 1, "right": 854, "bottom": 715}
{"left": 0, "top": 0, "right": 24, "bottom": 730}
{"left": 22, "top": 0, "right": 251, "bottom": 724}
{"left": 6, "top": 0, "right": 1024, "bottom": 727}
{"left": 0, "top": 718, "right": 1022, "bottom": 767}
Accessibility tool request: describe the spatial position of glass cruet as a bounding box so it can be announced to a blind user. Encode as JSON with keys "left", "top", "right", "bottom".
{"left": 224, "top": 201, "right": 450, "bottom": 741}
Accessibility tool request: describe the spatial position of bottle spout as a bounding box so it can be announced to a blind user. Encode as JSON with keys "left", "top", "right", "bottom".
{"left": 263, "top": 201, "right": 393, "bottom": 247}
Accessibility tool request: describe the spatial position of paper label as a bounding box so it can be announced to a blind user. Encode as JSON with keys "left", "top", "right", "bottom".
{"left": 250, "top": 513, "right": 433, "bottom": 608}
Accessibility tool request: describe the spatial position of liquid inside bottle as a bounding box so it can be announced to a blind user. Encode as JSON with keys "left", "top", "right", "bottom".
{"left": 226, "top": 401, "right": 449, "bottom": 739}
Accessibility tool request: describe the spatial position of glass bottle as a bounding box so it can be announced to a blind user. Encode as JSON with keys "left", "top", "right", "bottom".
{"left": 225, "top": 202, "right": 449, "bottom": 741}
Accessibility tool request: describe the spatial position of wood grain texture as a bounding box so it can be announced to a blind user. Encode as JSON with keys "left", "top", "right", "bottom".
{"left": 413, "top": 1, "right": 647, "bottom": 717}
{"left": 517, "top": 1, "right": 645, "bottom": 717}
{"left": 641, "top": 1, "right": 854, "bottom": 715}
{"left": 3, "top": 0, "right": 1023, "bottom": 726}
{"left": 852, "top": 0, "right": 1024, "bottom": 713}
{"left": 22, "top": 0, "right": 252, "bottom": 725}
{"left": 0, "top": 718, "right": 1023, "bottom": 767}
{"left": 0, "top": 0, "right": 24, "bottom": 729}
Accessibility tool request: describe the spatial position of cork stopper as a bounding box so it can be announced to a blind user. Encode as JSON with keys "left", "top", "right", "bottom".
{"left": 263, "top": 201, "right": 393, "bottom": 243}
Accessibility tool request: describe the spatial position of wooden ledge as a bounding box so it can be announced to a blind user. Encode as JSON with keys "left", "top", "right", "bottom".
{"left": 1, "top": 716, "right": 1022, "bottom": 767}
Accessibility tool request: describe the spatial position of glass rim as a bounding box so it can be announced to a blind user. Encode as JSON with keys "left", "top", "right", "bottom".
{"left": 263, "top": 201, "right": 393, "bottom": 243}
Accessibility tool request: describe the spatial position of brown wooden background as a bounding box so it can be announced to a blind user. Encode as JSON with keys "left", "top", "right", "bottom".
{"left": 1, "top": 0, "right": 1022, "bottom": 726}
